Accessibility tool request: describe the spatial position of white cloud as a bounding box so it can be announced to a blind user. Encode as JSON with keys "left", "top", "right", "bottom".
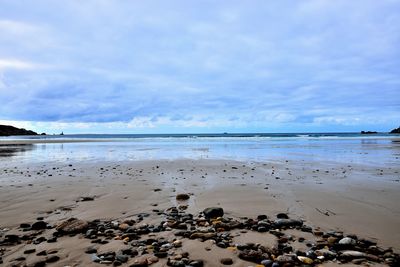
{"left": 0, "top": 19, "right": 39, "bottom": 35}
{"left": 0, "top": 1, "right": 399, "bottom": 132}
{"left": 0, "top": 59, "right": 38, "bottom": 70}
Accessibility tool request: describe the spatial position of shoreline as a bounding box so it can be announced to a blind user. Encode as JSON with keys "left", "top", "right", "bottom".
{"left": 0, "top": 136, "right": 399, "bottom": 146}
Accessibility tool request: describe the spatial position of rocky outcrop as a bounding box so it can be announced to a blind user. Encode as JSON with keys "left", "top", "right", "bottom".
{"left": 0, "top": 125, "right": 38, "bottom": 136}
{"left": 390, "top": 127, "right": 400, "bottom": 134}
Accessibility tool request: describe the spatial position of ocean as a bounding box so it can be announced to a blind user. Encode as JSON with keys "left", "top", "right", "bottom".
{"left": 1, "top": 133, "right": 399, "bottom": 166}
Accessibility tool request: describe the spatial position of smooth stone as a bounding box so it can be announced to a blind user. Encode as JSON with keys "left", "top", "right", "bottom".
{"left": 56, "top": 218, "right": 88, "bottom": 233}
{"left": 276, "top": 213, "right": 289, "bottom": 219}
{"left": 147, "top": 256, "right": 159, "bottom": 264}
{"left": 154, "top": 251, "right": 168, "bottom": 258}
{"left": 238, "top": 249, "right": 266, "bottom": 262}
{"left": 4, "top": 234, "right": 20, "bottom": 244}
{"left": 119, "top": 223, "right": 129, "bottom": 230}
{"left": 130, "top": 257, "right": 148, "bottom": 267}
{"left": 257, "top": 226, "right": 268, "bottom": 232}
{"left": 45, "top": 255, "right": 60, "bottom": 263}
{"left": 32, "top": 260, "right": 46, "bottom": 267}
{"left": 92, "top": 254, "right": 102, "bottom": 263}
{"left": 20, "top": 223, "right": 31, "bottom": 229}
{"left": 203, "top": 207, "right": 224, "bottom": 219}
{"left": 161, "top": 243, "right": 172, "bottom": 249}
{"left": 190, "top": 232, "right": 216, "bottom": 240}
{"left": 341, "top": 250, "right": 366, "bottom": 258}
{"left": 257, "top": 215, "right": 268, "bottom": 220}
{"left": 352, "top": 258, "right": 365, "bottom": 264}
{"left": 170, "top": 260, "right": 185, "bottom": 267}
{"left": 276, "top": 254, "right": 296, "bottom": 263}
{"left": 47, "top": 237, "right": 57, "bottom": 243}
{"left": 220, "top": 258, "right": 233, "bottom": 265}
{"left": 81, "top": 196, "right": 94, "bottom": 201}
{"left": 327, "top": 236, "right": 338, "bottom": 245}
{"left": 315, "top": 249, "right": 337, "bottom": 259}
{"left": 339, "top": 237, "right": 356, "bottom": 245}
{"left": 261, "top": 259, "right": 273, "bottom": 267}
{"left": 85, "top": 229, "right": 96, "bottom": 237}
{"left": 172, "top": 240, "right": 182, "bottom": 247}
{"left": 85, "top": 247, "right": 97, "bottom": 254}
{"left": 273, "top": 219, "right": 303, "bottom": 228}
{"left": 116, "top": 254, "right": 128, "bottom": 263}
{"left": 297, "top": 256, "right": 313, "bottom": 264}
{"left": 24, "top": 249, "right": 36, "bottom": 254}
{"left": 37, "top": 250, "right": 47, "bottom": 256}
{"left": 31, "top": 221, "right": 47, "bottom": 230}
{"left": 189, "top": 260, "right": 204, "bottom": 267}
{"left": 217, "top": 242, "right": 227, "bottom": 248}
{"left": 176, "top": 194, "right": 190, "bottom": 201}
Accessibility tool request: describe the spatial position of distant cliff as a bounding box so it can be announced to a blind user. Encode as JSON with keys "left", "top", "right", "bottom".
{"left": 360, "top": 131, "right": 377, "bottom": 134}
{"left": 390, "top": 127, "right": 400, "bottom": 134}
{"left": 0, "top": 125, "right": 38, "bottom": 136}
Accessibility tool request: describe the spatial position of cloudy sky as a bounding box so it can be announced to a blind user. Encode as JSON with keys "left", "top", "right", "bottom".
{"left": 0, "top": 0, "right": 399, "bottom": 134}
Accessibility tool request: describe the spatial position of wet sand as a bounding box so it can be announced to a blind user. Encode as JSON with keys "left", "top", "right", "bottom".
{"left": 0, "top": 158, "right": 399, "bottom": 266}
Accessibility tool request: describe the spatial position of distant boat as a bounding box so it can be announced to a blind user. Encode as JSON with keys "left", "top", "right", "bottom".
{"left": 60, "top": 132, "right": 64, "bottom": 135}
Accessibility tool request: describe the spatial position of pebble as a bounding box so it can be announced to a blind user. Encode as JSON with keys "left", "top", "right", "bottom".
{"left": 130, "top": 257, "right": 149, "bottom": 266}
{"left": 85, "top": 247, "right": 97, "bottom": 254}
{"left": 20, "top": 223, "right": 31, "bottom": 229}
{"left": 261, "top": 259, "right": 272, "bottom": 267}
{"left": 189, "top": 260, "right": 204, "bottom": 267}
{"left": 339, "top": 237, "right": 356, "bottom": 245}
{"left": 173, "top": 239, "right": 182, "bottom": 247}
{"left": 92, "top": 254, "right": 102, "bottom": 262}
{"left": 56, "top": 218, "right": 88, "bottom": 233}
{"left": 1, "top": 205, "right": 399, "bottom": 267}
{"left": 115, "top": 254, "right": 128, "bottom": 263}
{"left": 32, "top": 260, "right": 46, "bottom": 267}
{"left": 190, "top": 232, "right": 216, "bottom": 240}
{"left": 315, "top": 249, "right": 337, "bottom": 259}
{"left": 154, "top": 251, "right": 168, "bottom": 258}
{"left": 257, "top": 226, "right": 268, "bottom": 232}
{"left": 276, "top": 254, "right": 296, "bottom": 263}
{"left": 203, "top": 207, "right": 224, "bottom": 219}
{"left": 176, "top": 193, "right": 190, "bottom": 200}
{"left": 80, "top": 196, "right": 94, "bottom": 201}
{"left": 45, "top": 255, "right": 60, "bottom": 263}
{"left": 220, "top": 258, "right": 233, "bottom": 265}
{"left": 273, "top": 219, "right": 303, "bottom": 228}
{"left": 297, "top": 256, "right": 313, "bottom": 264}
{"left": 276, "top": 213, "right": 289, "bottom": 219}
{"left": 341, "top": 250, "right": 366, "bottom": 258}
{"left": 118, "top": 223, "right": 129, "bottom": 230}
{"left": 37, "top": 250, "right": 47, "bottom": 256}
{"left": 31, "top": 221, "right": 47, "bottom": 230}
{"left": 23, "top": 248, "right": 36, "bottom": 254}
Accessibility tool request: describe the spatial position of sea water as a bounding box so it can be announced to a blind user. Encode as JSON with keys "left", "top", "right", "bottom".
{"left": 1, "top": 133, "right": 399, "bottom": 167}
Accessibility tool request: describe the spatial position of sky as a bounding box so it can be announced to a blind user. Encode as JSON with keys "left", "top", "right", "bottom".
{"left": 0, "top": 0, "right": 399, "bottom": 134}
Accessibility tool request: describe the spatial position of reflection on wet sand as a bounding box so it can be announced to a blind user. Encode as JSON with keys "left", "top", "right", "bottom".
{"left": 0, "top": 144, "right": 34, "bottom": 157}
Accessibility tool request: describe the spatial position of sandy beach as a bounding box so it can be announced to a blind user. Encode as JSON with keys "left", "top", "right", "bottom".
{"left": 1, "top": 147, "right": 399, "bottom": 266}
{"left": 2, "top": 0, "right": 400, "bottom": 265}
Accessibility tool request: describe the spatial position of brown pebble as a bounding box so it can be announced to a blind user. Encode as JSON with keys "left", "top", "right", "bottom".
{"left": 220, "top": 258, "right": 233, "bottom": 265}
{"left": 176, "top": 193, "right": 190, "bottom": 201}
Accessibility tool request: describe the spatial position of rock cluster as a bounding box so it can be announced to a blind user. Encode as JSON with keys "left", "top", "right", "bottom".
{"left": 0, "top": 207, "right": 399, "bottom": 266}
